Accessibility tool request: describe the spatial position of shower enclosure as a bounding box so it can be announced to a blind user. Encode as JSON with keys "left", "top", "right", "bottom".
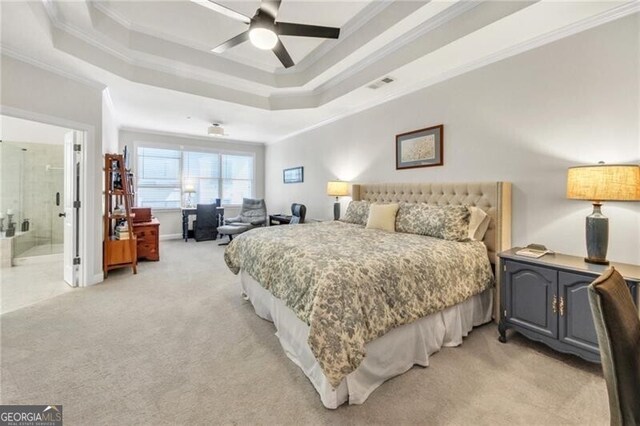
{"left": 0, "top": 141, "right": 65, "bottom": 263}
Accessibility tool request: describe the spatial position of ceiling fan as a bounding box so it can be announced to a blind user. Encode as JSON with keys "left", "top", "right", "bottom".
{"left": 191, "top": 0, "right": 341, "bottom": 68}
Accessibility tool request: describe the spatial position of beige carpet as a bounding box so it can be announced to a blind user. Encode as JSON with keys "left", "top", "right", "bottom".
{"left": 1, "top": 240, "right": 609, "bottom": 425}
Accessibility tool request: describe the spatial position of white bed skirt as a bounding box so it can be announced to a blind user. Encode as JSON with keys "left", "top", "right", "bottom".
{"left": 240, "top": 271, "right": 493, "bottom": 409}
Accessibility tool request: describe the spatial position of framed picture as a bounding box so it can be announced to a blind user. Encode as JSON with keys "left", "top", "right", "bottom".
{"left": 283, "top": 166, "right": 304, "bottom": 184}
{"left": 395, "top": 124, "right": 443, "bottom": 170}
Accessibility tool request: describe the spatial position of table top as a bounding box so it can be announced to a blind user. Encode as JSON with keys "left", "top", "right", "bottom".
{"left": 132, "top": 218, "right": 160, "bottom": 227}
{"left": 500, "top": 247, "right": 640, "bottom": 281}
{"left": 182, "top": 206, "right": 223, "bottom": 213}
{"left": 270, "top": 214, "right": 292, "bottom": 219}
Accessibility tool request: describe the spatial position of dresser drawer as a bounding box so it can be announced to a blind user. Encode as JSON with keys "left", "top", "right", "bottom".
{"left": 132, "top": 222, "right": 160, "bottom": 261}
{"left": 134, "top": 226, "right": 157, "bottom": 241}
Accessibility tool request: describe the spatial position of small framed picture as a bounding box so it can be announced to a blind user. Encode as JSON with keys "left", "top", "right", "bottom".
{"left": 283, "top": 166, "right": 304, "bottom": 184}
{"left": 396, "top": 124, "right": 443, "bottom": 170}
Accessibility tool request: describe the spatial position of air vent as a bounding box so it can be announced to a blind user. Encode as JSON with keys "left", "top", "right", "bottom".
{"left": 367, "top": 76, "right": 395, "bottom": 90}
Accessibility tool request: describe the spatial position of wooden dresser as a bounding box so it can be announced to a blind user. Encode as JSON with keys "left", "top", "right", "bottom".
{"left": 132, "top": 218, "right": 160, "bottom": 261}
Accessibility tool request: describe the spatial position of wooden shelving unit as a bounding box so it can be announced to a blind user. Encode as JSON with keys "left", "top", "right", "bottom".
{"left": 103, "top": 154, "right": 137, "bottom": 277}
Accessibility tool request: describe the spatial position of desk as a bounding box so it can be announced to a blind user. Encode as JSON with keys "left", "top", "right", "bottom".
{"left": 269, "top": 214, "right": 292, "bottom": 225}
{"left": 182, "top": 207, "right": 224, "bottom": 241}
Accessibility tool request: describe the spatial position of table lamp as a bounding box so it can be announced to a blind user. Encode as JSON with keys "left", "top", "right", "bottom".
{"left": 566, "top": 162, "right": 640, "bottom": 264}
{"left": 184, "top": 184, "right": 196, "bottom": 208}
{"left": 327, "top": 180, "right": 349, "bottom": 220}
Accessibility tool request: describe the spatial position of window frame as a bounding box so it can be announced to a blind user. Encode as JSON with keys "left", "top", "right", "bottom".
{"left": 132, "top": 140, "right": 256, "bottom": 210}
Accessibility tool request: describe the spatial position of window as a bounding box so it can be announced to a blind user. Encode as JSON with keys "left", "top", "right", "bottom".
{"left": 183, "top": 151, "right": 220, "bottom": 204}
{"left": 137, "top": 147, "right": 181, "bottom": 208}
{"left": 135, "top": 145, "right": 254, "bottom": 209}
{"left": 221, "top": 154, "right": 253, "bottom": 205}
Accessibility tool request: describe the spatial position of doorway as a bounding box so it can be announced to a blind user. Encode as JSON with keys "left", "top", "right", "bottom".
{"left": 0, "top": 115, "right": 83, "bottom": 313}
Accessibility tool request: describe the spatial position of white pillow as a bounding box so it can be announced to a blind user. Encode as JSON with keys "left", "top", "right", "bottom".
{"left": 366, "top": 203, "right": 399, "bottom": 232}
{"left": 468, "top": 206, "right": 490, "bottom": 241}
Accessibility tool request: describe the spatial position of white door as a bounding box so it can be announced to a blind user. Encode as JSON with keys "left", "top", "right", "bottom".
{"left": 63, "top": 131, "right": 81, "bottom": 287}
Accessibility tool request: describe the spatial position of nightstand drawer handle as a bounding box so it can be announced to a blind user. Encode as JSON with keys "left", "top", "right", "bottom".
{"left": 552, "top": 295, "right": 557, "bottom": 314}
{"left": 559, "top": 296, "right": 565, "bottom": 317}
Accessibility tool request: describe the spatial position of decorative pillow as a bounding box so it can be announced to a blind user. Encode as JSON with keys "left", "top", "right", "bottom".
{"left": 468, "top": 206, "right": 490, "bottom": 241}
{"left": 396, "top": 203, "right": 471, "bottom": 241}
{"left": 366, "top": 203, "right": 399, "bottom": 232}
{"left": 341, "top": 201, "right": 370, "bottom": 225}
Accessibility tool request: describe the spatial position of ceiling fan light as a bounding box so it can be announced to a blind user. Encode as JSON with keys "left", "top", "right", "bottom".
{"left": 249, "top": 28, "right": 278, "bottom": 50}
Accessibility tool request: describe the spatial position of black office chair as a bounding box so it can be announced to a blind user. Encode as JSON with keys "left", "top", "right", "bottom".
{"left": 290, "top": 203, "right": 306, "bottom": 224}
{"left": 193, "top": 204, "right": 219, "bottom": 241}
{"left": 588, "top": 267, "right": 640, "bottom": 425}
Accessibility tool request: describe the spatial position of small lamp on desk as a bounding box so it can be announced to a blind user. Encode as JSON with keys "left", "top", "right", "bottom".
{"left": 184, "top": 184, "right": 197, "bottom": 208}
{"left": 566, "top": 162, "right": 640, "bottom": 264}
{"left": 327, "top": 180, "right": 349, "bottom": 220}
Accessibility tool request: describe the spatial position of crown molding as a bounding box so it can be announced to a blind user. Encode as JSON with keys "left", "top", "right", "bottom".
{"left": 0, "top": 45, "right": 106, "bottom": 91}
{"left": 48, "top": 14, "right": 276, "bottom": 97}
{"left": 119, "top": 126, "right": 265, "bottom": 146}
{"left": 277, "top": 0, "right": 392, "bottom": 75}
{"left": 312, "top": 0, "right": 479, "bottom": 95}
{"left": 273, "top": 1, "right": 640, "bottom": 143}
{"left": 90, "top": 1, "right": 279, "bottom": 73}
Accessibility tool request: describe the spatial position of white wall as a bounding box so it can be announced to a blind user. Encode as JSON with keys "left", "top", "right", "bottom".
{"left": 1, "top": 115, "right": 70, "bottom": 145}
{"left": 102, "top": 89, "right": 119, "bottom": 154}
{"left": 119, "top": 129, "right": 266, "bottom": 237}
{"left": 266, "top": 15, "right": 640, "bottom": 264}
{"left": 1, "top": 54, "right": 106, "bottom": 284}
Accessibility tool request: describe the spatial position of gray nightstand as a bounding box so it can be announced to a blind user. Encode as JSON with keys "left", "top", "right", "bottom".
{"left": 498, "top": 248, "right": 640, "bottom": 363}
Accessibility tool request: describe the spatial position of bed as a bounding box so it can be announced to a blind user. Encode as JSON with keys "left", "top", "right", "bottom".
{"left": 224, "top": 182, "right": 511, "bottom": 408}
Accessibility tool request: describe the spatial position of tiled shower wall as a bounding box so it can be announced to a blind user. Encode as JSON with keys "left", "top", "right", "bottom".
{"left": 0, "top": 141, "right": 64, "bottom": 254}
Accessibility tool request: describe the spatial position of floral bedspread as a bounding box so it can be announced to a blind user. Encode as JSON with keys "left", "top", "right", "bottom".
{"left": 224, "top": 221, "right": 494, "bottom": 387}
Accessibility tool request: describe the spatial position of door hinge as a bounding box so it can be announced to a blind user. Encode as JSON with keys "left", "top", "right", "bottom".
{"left": 74, "top": 144, "right": 82, "bottom": 152}
{"left": 73, "top": 201, "right": 81, "bottom": 208}
{"left": 73, "top": 257, "right": 81, "bottom": 265}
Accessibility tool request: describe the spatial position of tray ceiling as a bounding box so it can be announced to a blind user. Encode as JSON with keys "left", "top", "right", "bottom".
{"left": 1, "top": 1, "right": 637, "bottom": 143}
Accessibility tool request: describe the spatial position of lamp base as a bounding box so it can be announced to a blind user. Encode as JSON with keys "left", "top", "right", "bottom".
{"left": 584, "top": 257, "right": 610, "bottom": 265}
{"left": 333, "top": 201, "right": 340, "bottom": 221}
{"left": 584, "top": 202, "right": 609, "bottom": 265}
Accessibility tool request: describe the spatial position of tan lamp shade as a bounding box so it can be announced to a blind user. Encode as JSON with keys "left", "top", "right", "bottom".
{"left": 327, "top": 180, "right": 349, "bottom": 197}
{"left": 567, "top": 164, "right": 640, "bottom": 201}
{"left": 184, "top": 184, "right": 196, "bottom": 193}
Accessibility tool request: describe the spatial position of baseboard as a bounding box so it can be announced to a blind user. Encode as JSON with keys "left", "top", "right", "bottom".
{"left": 160, "top": 233, "right": 182, "bottom": 241}
{"left": 89, "top": 273, "right": 104, "bottom": 286}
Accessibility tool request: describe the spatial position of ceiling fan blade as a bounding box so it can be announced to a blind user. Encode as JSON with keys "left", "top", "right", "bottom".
{"left": 259, "top": 0, "right": 281, "bottom": 19}
{"left": 273, "top": 38, "right": 294, "bottom": 68}
{"left": 212, "top": 31, "right": 250, "bottom": 53}
{"left": 190, "top": 0, "right": 251, "bottom": 24}
{"left": 275, "top": 22, "right": 340, "bottom": 39}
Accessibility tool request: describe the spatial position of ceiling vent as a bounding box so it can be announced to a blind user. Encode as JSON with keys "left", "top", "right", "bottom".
{"left": 367, "top": 76, "right": 395, "bottom": 90}
{"left": 208, "top": 123, "right": 225, "bottom": 136}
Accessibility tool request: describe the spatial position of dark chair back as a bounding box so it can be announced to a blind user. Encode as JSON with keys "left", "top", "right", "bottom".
{"left": 194, "top": 203, "right": 218, "bottom": 241}
{"left": 588, "top": 267, "right": 640, "bottom": 425}
{"left": 290, "top": 203, "right": 306, "bottom": 224}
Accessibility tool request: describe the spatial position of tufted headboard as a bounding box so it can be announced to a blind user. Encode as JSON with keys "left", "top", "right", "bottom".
{"left": 351, "top": 182, "right": 512, "bottom": 264}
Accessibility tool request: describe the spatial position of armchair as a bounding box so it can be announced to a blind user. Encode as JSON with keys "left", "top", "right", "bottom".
{"left": 224, "top": 198, "right": 267, "bottom": 227}
{"left": 218, "top": 198, "right": 267, "bottom": 245}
